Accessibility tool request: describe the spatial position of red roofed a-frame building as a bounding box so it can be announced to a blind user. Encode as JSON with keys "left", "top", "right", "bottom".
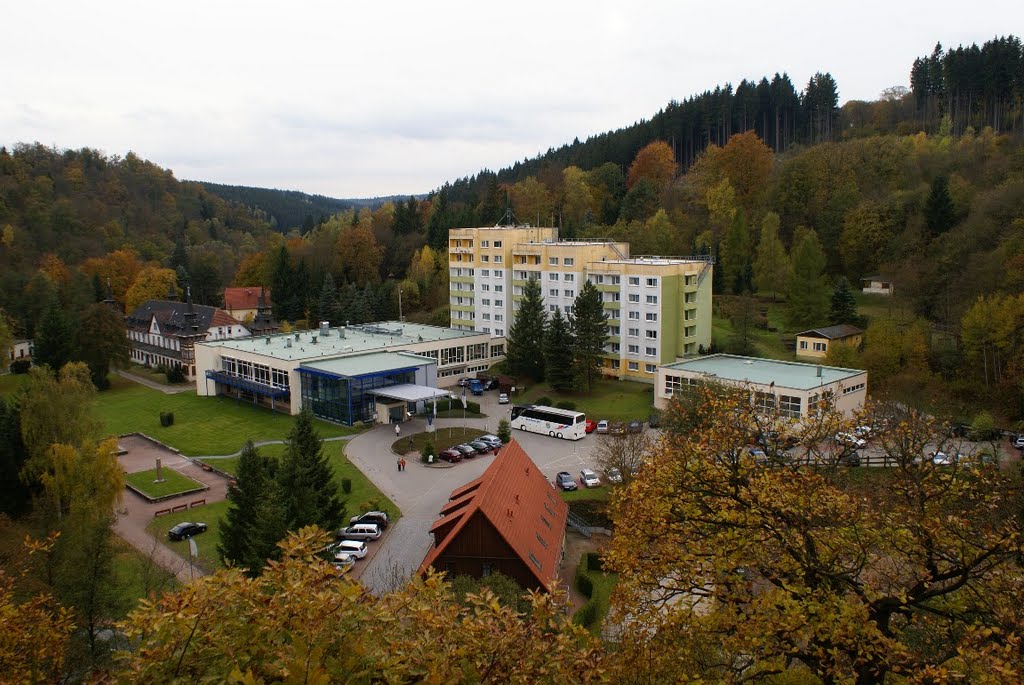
{"left": 419, "top": 440, "right": 568, "bottom": 591}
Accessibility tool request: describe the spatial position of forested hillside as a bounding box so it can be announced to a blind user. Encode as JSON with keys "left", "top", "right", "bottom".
{"left": 198, "top": 181, "right": 351, "bottom": 233}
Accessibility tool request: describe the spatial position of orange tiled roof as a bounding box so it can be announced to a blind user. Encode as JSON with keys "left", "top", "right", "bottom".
{"left": 419, "top": 439, "right": 568, "bottom": 588}
{"left": 223, "top": 287, "right": 269, "bottom": 311}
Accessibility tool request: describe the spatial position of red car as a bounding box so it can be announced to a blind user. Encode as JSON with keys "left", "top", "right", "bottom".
{"left": 438, "top": 447, "right": 463, "bottom": 463}
{"left": 585, "top": 419, "right": 597, "bottom": 434}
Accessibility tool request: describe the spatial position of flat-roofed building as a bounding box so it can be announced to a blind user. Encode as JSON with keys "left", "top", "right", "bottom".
{"left": 656, "top": 354, "right": 868, "bottom": 419}
{"left": 449, "top": 226, "right": 713, "bottom": 382}
{"left": 194, "top": 321, "right": 505, "bottom": 425}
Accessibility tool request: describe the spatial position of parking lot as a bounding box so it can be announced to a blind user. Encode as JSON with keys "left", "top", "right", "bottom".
{"left": 346, "top": 390, "right": 614, "bottom": 594}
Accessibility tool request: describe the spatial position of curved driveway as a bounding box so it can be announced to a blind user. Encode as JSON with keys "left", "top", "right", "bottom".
{"left": 347, "top": 394, "right": 602, "bottom": 595}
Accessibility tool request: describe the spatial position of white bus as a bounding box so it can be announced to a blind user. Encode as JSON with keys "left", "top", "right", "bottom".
{"left": 510, "top": 404, "right": 587, "bottom": 440}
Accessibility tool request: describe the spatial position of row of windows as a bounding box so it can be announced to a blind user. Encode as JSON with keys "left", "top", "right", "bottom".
{"left": 478, "top": 254, "right": 503, "bottom": 263}
{"left": 798, "top": 340, "right": 828, "bottom": 352}
{"left": 842, "top": 382, "right": 866, "bottom": 395}
{"left": 545, "top": 273, "right": 576, "bottom": 281}
{"left": 664, "top": 374, "right": 700, "bottom": 395}
{"left": 481, "top": 312, "right": 504, "bottom": 321}
{"left": 549, "top": 289, "right": 575, "bottom": 298}
{"left": 479, "top": 240, "right": 503, "bottom": 248}
{"left": 546, "top": 257, "right": 574, "bottom": 266}
{"left": 612, "top": 360, "right": 658, "bottom": 373}
{"left": 479, "top": 283, "right": 504, "bottom": 292}
{"left": 481, "top": 327, "right": 506, "bottom": 337}
{"left": 591, "top": 275, "right": 659, "bottom": 287}
{"left": 480, "top": 298, "right": 504, "bottom": 307}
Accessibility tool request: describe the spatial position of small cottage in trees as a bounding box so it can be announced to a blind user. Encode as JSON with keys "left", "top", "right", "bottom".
{"left": 419, "top": 440, "right": 568, "bottom": 592}
{"left": 795, "top": 324, "right": 864, "bottom": 359}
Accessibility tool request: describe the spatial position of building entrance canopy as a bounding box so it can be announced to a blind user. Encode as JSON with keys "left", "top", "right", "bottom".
{"left": 365, "top": 384, "right": 451, "bottom": 403}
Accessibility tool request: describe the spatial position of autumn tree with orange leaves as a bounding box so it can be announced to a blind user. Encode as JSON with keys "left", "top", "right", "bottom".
{"left": 605, "top": 383, "right": 1024, "bottom": 684}
{"left": 626, "top": 140, "right": 676, "bottom": 190}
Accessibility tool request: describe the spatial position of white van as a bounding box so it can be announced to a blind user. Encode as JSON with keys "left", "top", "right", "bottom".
{"left": 337, "top": 523, "right": 381, "bottom": 540}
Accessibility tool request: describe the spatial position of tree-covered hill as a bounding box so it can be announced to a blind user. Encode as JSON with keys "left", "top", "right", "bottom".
{"left": 197, "top": 181, "right": 352, "bottom": 233}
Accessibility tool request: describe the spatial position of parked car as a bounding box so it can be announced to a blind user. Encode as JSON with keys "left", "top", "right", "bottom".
{"left": 478, "top": 434, "right": 503, "bottom": 448}
{"left": 333, "top": 553, "right": 356, "bottom": 572}
{"left": 627, "top": 419, "right": 644, "bottom": 434}
{"left": 834, "top": 432, "right": 867, "bottom": 449}
{"left": 580, "top": 468, "right": 601, "bottom": 488}
{"left": 853, "top": 425, "right": 874, "bottom": 440}
{"left": 750, "top": 448, "right": 769, "bottom": 465}
{"left": 596, "top": 420, "right": 609, "bottom": 434}
{"left": 168, "top": 521, "right": 207, "bottom": 541}
{"left": 838, "top": 451, "right": 861, "bottom": 467}
{"left": 1014, "top": 435, "right": 1024, "bottom": 450}
{"left": 350, "top": 511, "right": 390, "bottom": 529}
{"left": 468, "top": 379, "right": 484, "bottom": 395}
{"left": 609, "top": 421, "right": 626, "bottom": 435}
{"left": 336, "top": 523, "right": 382, "bottom": 541}
{"left": 930, "top": 451, "right": 956, "bottom": 466}
{"left": 585, "top": 419, "right": 597, "bottom": 434}
{"left": 604, "top": 467, "right": 623, "bottom": 484}
{"left": 555, "top": 471, "right": 577, "bottom": 491}
{"left": 438, "top": 447, "right": 463, "bottom": 463}
{"left": 333, "top": 539, "right": 368, "bottom": 559}
{"left": 469, "top": 440, "right": 492, "bottom": 454}
{"left": 455, "top": 444, "right": 478, "bottom": 458}
{"left": 482, "top": 378, "right": 499, "bottom": 390}
{"left": 498, "top": 392, "right": 509, "bottom": 404}
{"left": 457, "top": 377, "right": 471, "bottom": 387}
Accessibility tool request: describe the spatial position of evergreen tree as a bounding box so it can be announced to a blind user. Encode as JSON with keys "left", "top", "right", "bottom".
{"left": 426, "top": 188, "right": 453, "bottom": 250}
{"left": 505, "top": 277, "right": 547, "bottom": 380}
{"left": 270, "top": 246, "right": 293, "bottom": 321}
{"left": 75, "top": 302, "right": 129, "bottom": 389}
{"left": 0, "top": 398, "right": 31, "bottom": 516}
{"left": 219, "top": 441, "right": 286, "bottom": 575}
{"left": 277, "top": 408, "right": 345, "bottom": 531}
{"left": 925, "top": 175, "right": 955, "bottom": 237}
{"left": 828, "top": 277, "right": 860, "bottom": 327}
{"left": 752, "top": 212, "right": 791, "bottom": 301}
{"left": 33, "top": 306, "right": 76, "bottom": 372}
{"left": 317, "top": 273, "right": 337, "bottom": 325}
{"left": 543, "top": 308, "right": 574, "bottom": 392}
{"left": 721, "top": 209, "right": 753, "bottom": 294}
{"left": 785, "top": 229, "right": 830, "bottom": 329}
{"left": 569, "top": 281, "right": 608, "bottom": 392}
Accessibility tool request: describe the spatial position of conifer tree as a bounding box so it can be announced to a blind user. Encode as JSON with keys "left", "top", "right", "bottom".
{"left": 925, "top": 175, "right": 955, "bottom": 237}
{"left": 317, "top": 273, "right": 337, "bottom": 325}
{"left": 752, "top": 212, "right": 790, "bottom": 301}
{"left": 33, "top": 306, "right": 76, "bottom": 373}
{"left": 219, "top": 441, "right": 286, "bottom": 575}
{"left": 505, "top": 277, "right": 546, "bottom": 380}
{"left": 828, "top": 277, "right": 859, "bottom": 327}
{"left": 277, "top": 409, "right": 345, "bottom": 532}
{"left": 785, "top": 228, "right": 830, "bottom": 329}
{"left": 570, "top": 281, "right": 608, "bottom": 392}
{"left": 543, "top": 308, "right": 574, "bottom": 392}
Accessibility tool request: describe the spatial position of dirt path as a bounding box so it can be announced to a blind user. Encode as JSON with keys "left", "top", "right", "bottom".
{"left": 116, "top": 369, "right": 192, "bottom": 394}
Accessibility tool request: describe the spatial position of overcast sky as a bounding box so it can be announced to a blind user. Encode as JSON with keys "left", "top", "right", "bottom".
{"left": 2, "top": 1, "right": 1018, "bottom": 198}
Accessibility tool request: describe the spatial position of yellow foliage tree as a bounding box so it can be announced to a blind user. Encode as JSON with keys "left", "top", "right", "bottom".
{"left": 626, "top": 140, "right": 676, "bottom": 189}
{"left": 80, "top": 249, "right": 143, "bottom": 304}
{"left": 124, "top": 266, "right": 178, "bottom": 313}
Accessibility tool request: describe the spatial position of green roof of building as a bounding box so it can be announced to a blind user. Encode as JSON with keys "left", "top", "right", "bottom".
{"left": 301, "top": 352, "right": 435, "bottom": 378}
{"left": 661, "top": 354, "right": 865, "bottom": 391}
{"left": 198, "top": 321, "right": 484, "bottom": 362}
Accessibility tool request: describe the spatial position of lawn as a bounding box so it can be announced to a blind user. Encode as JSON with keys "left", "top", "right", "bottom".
{"left": 573, "top": 551, "right": 618, "bottom": 635}
{"left": 187, "top": 439, "right": 400, "bottom": 572}
{"left": 147, "top": 500, "right": 230, "bottom": 573}
{"left": 0, "top": 372, "right": 29, "bottom": 397}
{"left": 124, "top": 468, "right": 206, "bottom": 500}
{"left": 124, "top": 363, "right": 188, "bottom": 386}
{"left": 515, "top": 378, "right": 655, "bottom": 422}
{"left": 397, "top": 427, "right": 488, "bottom": 456}
{"left": 560, "top": 486, "right": 611, "bottom": 502}
{"left": 94, "top": 376, "right": 359, "bottom": 456}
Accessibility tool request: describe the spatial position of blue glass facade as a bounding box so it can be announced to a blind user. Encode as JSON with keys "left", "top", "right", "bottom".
{"left": 298, "top": 366, "right": 417, "bottom": 425}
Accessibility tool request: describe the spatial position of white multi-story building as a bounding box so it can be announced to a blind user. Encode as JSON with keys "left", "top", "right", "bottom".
{"left": 449, "top": 226, "right": 714, "bottom": 382}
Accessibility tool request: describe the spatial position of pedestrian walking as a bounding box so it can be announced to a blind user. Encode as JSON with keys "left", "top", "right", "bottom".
{"left": 397, "top": 458, "right": 401, "bottom": 472}
{"left": 400, "top": 457, "right": 407, "bottom": 471}
{"left": 395, "top": 424, "right": 401, "bottom": 437}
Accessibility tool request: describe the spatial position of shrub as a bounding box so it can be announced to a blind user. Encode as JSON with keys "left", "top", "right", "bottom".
{"left": 497, "top": 418, "right": 511, "bottom": 444}
{"left": 573, "top": 601, "right": 598, "bottom": 628}
{"left": 341, "top": 478, "right": 352, "bottom": 494}
{"left": 159, "top": 411, "right": 175, "bottom": 427}
{"left": 536, "top": 396, "right": 552, "bottom": 406}
{"left": 165, "top": 364, "right": 185, "bottom": 383}
{"left": 10, "top": 359, "right": 31, "bottom": 374}
{"left": 556, "top": 400, "right": 577, "bottom": 410}
{"left": 422, "top": 439, "right": 436, "bottom": 458}
{"left": 586, "top": 551, "right": 604, "bottom": 572}
{"left": 575, "top": 567, "right": 594, "bottom": 598}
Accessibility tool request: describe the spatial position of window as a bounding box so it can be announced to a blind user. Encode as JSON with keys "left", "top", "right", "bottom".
{"left": 482, "top": 298, "right": 490, "bottom": 306}
{"left": 628, "top": 327, "right": 639, "bottom": 337}
{"left": 494, "top": 270, "right": 503, "bottom": 277}
{"left": 685, "top": 292, "right": 697, "bottom": 303}
{"left": 645, "top": 363, "right": 657, "bottom": 373}
{"left": 628, "top": 276, "right": 640, "bottom": 285}
{"left": 564, "top": 273, "right": 574, "bottom": 282}
{"left": 646, "top": 277, "right": 657, "bottom": 287}
{"left": 665, "top": 374, "right": 685, "bottom": 395}
{"left": 481, "top": 255, "right": 489, "bottom": 262}
{"left": 646, "top": 330, "right": 657, "bottom": 339}
{"left": 646, "top": 312, "right": 658, "bottom": 321}
{"left": 627, "top": 344, "right": 640, "bottom": 353}
{"left": 646, "top": 346, "right": 657, "bottom": 356}
{"left": 481, "top": 240, "right": 489, "bottom": 248}
{"left": 549, "top": 257, "right": 559, "bottom": 265}
{"left": 494, "top": 329, "right": 504, "bottom": 338}
{"left": 564, "top": 257, "right": 574, "bottom": 266}
{"left": 684, "top": 343, "right": 696, "bottom": 354}
{"left": 482, "top": 313, "right": 490, "bottom": 320}
{"left": 481, "top": 269, "right": 489, "bottom": 277}
{"left": 605, "top": 292, "right": 620, "bottom": 302}
{"left": 779, "top": 395, "right": 802, "bottom": 419}
{"left": 609, "top": 342, "right": 620, "bottom": 352}
{"left": 685, "top": 326, "right": 696, "bottom": 337}
{"left": 494, "top": 284, "right": 503, "bottom": 292}
{"left": 592, "top": 274, "right": 604, "bottom": 284}
{"left": 685, "top": 275, "right": 697, "bottom": 285}
{"left": 549, "top": 305, "right": 558, "bottom": 312}
{"left": 564, "top": 306, "right": 573, "bottom": 316}
{"left": 646, "top": 295, "right": 658, "bottom": 304}
{"left": 628, "top": 311, "right": 640, "bottom": 320}
{"left": 493, "top": 256, "right": 502, "bottom": 263}
{"left": 549, "top": 273, "right": 559, "bottom": 281}
{"left": 842, "top": 383, "right": 866, "bottom": 395}
{"left": 607, "top": 325, "right": 620, "bottom": 336}
{"left": 495, "top": 299, "right": 502, "bottom": 306}
{"left": 628, "top": 361, "right": 639, "bottom": 371}
{"left": 813, "top": 342, "right": 827, "bottom": 352}
{"left": 481, "top": 284, "right": 490, "bottom": 291}
{"left": 611, "top": 360, "right": 621, "bottom": 369}
{"left": 609, "top": 275, "right": 620, "bottom": 285}
{"left": 494, "top": 241, "right": 502, "bottom": 248}
{"left": 549, "top": 289, "right": 559, "bottom": 297}
{"left": 628, "top": 293, "right": 640, "bottom": 303}
{"left": 494, "top": 314, "right": 503, "bottom": 321}
{"left": 563, "top": 289, "right": 574, "bottom": 298}
{"left": 685, "top": 309, "right": 697, "bottom": 321}
{"left": 799, "top": 340, "right": 809, "bottom": 350}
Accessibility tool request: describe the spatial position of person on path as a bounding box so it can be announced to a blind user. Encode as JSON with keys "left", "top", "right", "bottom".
{"left": 395, "top": 424, "right": 401, "bottom": 437}
{"left": 397, "top": 458, "right": 401, "bottom": 471}
{"left": 400, "top": 457, "right": 407, "bottom": 471}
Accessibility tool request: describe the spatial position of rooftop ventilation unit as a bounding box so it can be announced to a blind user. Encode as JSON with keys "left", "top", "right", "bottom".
{"left": 311, "top": 335, "right": 318, "bottom": 344}
{"left": 319, "top": 321, "right": 330, "bottom": 337}
{"left": 285, "top": 338, "right": 292, "bottom": 348}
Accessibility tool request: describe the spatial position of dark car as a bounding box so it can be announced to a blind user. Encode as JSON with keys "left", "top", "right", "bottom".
{"left": 469, "top": 440, "right": 491, "bottom": 454}
{"left": 482, "top": 378, "right": 499, "bottom": 390}
{"left": 838, "top": 451, "right": 861, "bottom": 467}
{"left": 168, "top": 521, "right": 207, "bottom": 541}
{"left": 648, "top": 411, "right": 662, "bottom": 429}
{"left": 627, "top": 419, "right": 644, "bottom": 434}
{"left": 438, "top": 447, "right": 463, "bottom": 463}
{"left": 455, "top": 444, "right": 478, "bottom": 458}
{"left": 350, "top": 511, "right": 390, "bottom": 529}
{"left": 555, "top": 471, "right": 578, "bottom": 491}
{"left": 609, "top": 421, "right": 626, "bottom": 435}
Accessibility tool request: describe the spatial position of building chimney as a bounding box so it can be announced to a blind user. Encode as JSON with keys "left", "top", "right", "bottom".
{"left": 319, "top": 321, "right": 330, "bottom": 337}
{"left": 817, "top": 366, "right": 823, "bottom": 378}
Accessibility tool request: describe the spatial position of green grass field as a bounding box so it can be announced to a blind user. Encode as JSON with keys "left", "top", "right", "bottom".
{"left": 94, "top": 376, "right": 358, "bottom": 456}
{"left": 560, "top": 485, "right": 610, "bottom": 502}
{"left": 516, "top": 378, "right": 655, "bottom": 422}
{"left": 148, "top": 500, "right": 230, "bottom": 572}
{"left": 0, "top": 373, "right": 29, "bottom": 397}
{"left": 124, "top": 468, "right": 206, "bottom": 500}
{"left": 573, "top": 551, "right": 618, "bottom": 635}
